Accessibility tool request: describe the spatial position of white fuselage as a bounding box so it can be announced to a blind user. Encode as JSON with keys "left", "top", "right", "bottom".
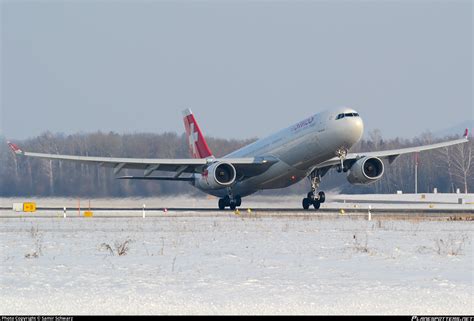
{"left": 194, "top": 107, "right": 364, "bottom": 197}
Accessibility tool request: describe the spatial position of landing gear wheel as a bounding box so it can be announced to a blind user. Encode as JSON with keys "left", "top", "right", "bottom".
{"left": 318, "top": 191, "right": 325, "bottom": 203}
{"left": 302, "top": 198, "right": 310, "bottom": 210}
{"left": 313, "top": 200, "right": 321, "bottom": 210}
{"left": 218, "top": 199, "right": 226, "bottom": 210}
{"left": 235, "top": 196, "right": 242, "bottom": 207}
{"left": 230, "top": 203, "right": 237, "bottom": 210}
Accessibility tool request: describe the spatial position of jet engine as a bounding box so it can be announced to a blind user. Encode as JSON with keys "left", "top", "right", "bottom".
{"left": 199, "top": 161, "right": 237, "bottom": 189}
{"left": 346, "top": 157, "right": 384, "bottom": 185}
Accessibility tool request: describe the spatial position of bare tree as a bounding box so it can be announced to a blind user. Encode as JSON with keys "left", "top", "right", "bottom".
{"left": 437, "top": 146, "right": 456, "bottom": 193}
{"left": 449, "top": 141, "right": 473, "bottom": 193}
{"left": 1, "top": 131, "right": 472, "bottom": 197}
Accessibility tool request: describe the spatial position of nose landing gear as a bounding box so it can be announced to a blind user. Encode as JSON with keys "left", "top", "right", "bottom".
{"left": 302, "top": 170, "right": 326, "bottom": 210}
{"left": 335, "top": 147, "right": 349, "bottom": 173}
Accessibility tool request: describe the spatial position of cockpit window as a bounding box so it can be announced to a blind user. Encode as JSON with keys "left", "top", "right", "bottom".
{"left": 336, "top": 112, "right": 359, "bottom": 120}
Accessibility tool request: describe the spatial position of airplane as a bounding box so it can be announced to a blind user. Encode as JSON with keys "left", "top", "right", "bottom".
{"left": 7, "top": 107, "right": 469, "bottom": 210}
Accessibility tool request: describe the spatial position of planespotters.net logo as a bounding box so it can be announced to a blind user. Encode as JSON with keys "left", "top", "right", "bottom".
{"left": 412, "top": 317, "right": 474, "bottom": 321}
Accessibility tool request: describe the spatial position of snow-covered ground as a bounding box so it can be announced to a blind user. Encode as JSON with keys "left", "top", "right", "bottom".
{"left": 0, "top": 211, "right": 472, "bottom": 314}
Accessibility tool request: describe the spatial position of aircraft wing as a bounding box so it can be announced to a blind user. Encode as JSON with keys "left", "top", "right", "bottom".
{"left": 6, "top": 142, "right": 277, "bottom": 178}
{"left": 315, "top": 131, "right": 469, "bottom": 169}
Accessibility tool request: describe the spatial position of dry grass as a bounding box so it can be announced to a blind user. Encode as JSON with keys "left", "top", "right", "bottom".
{"left": 99, "top": 238, "right": 133, "bottom": 256}
{"left": 447, "top": 216, "right": 474, "bottom": 221}
{"left": 25, "top": 225, "right": 43, "bottom": 259}
{"left": 352, "top": 233, "right": 371, "bottom": 254}
{"left": 434, "top": 234, "right": 469, "bottom": 256}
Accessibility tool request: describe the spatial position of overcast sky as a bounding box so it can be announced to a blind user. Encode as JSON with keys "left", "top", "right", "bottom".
{"left": 1, "top": 0, "right": 472, "bottom": 141}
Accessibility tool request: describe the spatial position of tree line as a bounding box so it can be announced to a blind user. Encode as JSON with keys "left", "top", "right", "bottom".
{"left": 0, "top": 130, "right": 472, "bottom": 197}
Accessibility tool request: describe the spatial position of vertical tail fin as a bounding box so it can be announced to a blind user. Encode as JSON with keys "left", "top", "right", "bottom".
{"left": 182, "top": 109, "right": 213, "bottom": 159}
{"left": 7, "top": 141, "right": 23, "bottom": 154}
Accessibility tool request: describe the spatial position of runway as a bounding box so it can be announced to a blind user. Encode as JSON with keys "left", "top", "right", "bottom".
{"left": 1, "top": 206, "right": 473, "bottom": 220}
{"left": 1, "top": 194, "right": 473, "bottom": 219}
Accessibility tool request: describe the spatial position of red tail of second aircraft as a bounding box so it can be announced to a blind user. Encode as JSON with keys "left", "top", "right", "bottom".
{"left": 182, "top": 109, "right": 213, "bottom": 159}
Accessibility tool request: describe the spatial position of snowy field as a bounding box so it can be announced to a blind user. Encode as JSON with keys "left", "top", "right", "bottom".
{"left": 0, "top": 206, "right": 473, "bottom": 315}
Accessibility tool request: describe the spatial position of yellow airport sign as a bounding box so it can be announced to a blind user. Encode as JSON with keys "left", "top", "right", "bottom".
{"left": 23, "top": 203, "right": 36, "bottom": 212}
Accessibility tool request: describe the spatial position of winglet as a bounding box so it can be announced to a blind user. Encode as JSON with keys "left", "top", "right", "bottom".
{"left": 7, "top": 141, "right": 23, "bottom": 155}
{"left": 463, "top": 128, "right": 469, "bottom": 138}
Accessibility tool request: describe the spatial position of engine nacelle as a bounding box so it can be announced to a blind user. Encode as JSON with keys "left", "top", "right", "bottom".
{"left": 199, "top": 161, "right": 237, "bottom": 189}
{"left": 347, "top": 157, "right": 384, "bottom": 185}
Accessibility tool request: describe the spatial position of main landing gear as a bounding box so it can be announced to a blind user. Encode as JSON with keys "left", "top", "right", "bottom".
{"left": 302, "top": 147, "right": 348, "bottom": 210}
{"left": 218, "top": 196, "right": 242, "bottom": 210}
{"left": 302, "top": 170, "right": 326, "bottom": 210}
{"left": 218, "top": 188, "right": 241, "bottom": 210}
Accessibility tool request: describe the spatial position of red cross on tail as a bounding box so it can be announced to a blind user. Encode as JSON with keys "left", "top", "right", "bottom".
{"left": 182, "top": 108, "right": 213, "bottom": 159}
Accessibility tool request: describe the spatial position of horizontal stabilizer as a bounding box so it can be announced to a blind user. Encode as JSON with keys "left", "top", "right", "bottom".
{"left": 116, "top": 176, "right": 194, "bottom": 181}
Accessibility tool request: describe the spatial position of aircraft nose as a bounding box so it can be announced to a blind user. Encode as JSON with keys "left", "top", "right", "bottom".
{"left": 340, "top": 115, "right": 364, "bottom": 146}
{"left": 333, "top": 111, "right": 365, "bottom": 147}
{"left": 351, "top": 116, "right": 364, "bottom": 142}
